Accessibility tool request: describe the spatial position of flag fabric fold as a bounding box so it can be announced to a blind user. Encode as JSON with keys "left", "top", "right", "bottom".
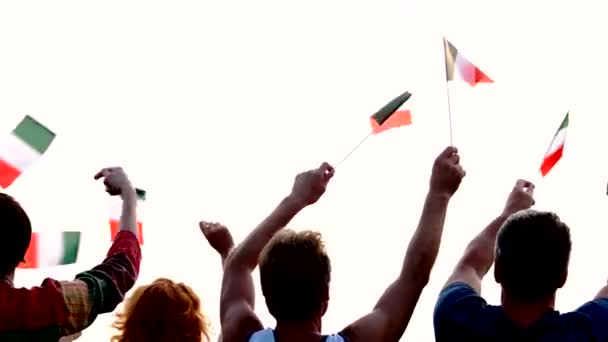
{"left": 540, "top": 112, "right": 569, "bottom": 177}
{"left": 0, "top": 115, "right": 56, "bottom": 188}
{"left": 444, "top": 38, "right": 493, "bottom": 86}
{"left": 370, "top": 91, "right": 412, "bottom": 134}
{"left": 19, "top": 231, "right": 81, "bottom": 268}
{"left": 110, "top": 188, "right": 145, "bottom": 245}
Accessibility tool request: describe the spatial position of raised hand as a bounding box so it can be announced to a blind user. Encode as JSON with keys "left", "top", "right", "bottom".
{"left": 503, "top": 179, "right": 535, "bottom": 216}
{"left": 290, "top": 162, "right": 335, "bottom": 206}
{"left": 429, "top": 146, "right": 466, "bottom": 198}
{"left": 94, "top": 167, "right": 135, "bottom": 198}
{"left": 200, "top": 221, "right": 234, "bottom": 259}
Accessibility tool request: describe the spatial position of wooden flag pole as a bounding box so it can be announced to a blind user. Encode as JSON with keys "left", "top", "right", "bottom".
{"left": 445, "top": 80, "right": 453, "bottom": 145}
{"left": 443, "top": 37, "right": 454, "bottom": 145}
{"left": 335, "top": 131, "right": 374, "bottom": 168}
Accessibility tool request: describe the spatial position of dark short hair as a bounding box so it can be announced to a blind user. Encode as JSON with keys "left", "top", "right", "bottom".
{"left": 0, "top": 193, "right": 32, "bottom": 276}
{"left": 259, "top": 229, "right": 331, "bottom": 322}
{"left": 495, "top": 210, "right": 571, "bottom": 301}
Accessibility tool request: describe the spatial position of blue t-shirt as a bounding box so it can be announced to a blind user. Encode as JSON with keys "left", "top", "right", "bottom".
{"left": 434, "top": 282, "right": 608, "bottom": 341}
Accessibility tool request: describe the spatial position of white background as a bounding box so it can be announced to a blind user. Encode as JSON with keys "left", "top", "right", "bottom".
{"left": 1, "top": 0, "right": 607, "bottom": 340}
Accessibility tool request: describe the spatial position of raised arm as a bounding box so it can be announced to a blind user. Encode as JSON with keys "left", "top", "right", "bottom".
{"left": 220, "top": 163, "right": 334, "bottom": 342}
{"left": 341, "top": 146, "right": 465, "bottom": 342}
{"left": 444, "top": 179, "right": 534, "bottom": 294}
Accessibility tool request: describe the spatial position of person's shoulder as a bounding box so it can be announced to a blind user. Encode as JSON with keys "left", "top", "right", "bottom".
{"left": 0, "top": 278, "right": 67, "bottom": 331}
{"left": 434, "top": 282, "right": 497, "bottom": 338}
{"left": 247, "top": 328, "right": 273, "bottom": 342}
{"left": 435, "top": 282, "right": 487, "bottom": 314}
{"left": 556, "top": 298, "right": 608, "bottom": 340}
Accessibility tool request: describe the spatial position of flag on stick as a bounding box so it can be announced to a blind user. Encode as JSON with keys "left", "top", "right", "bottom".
{"left": 0, "top": 116, "right": 56, "bottom": 188}
{"left": 370, "top": 91, "right": 412, "bottom": 134}
{"left": 19, "top": 231, "right": 81, "bottom": 268}
{"left": 540, "top": 112, "right": 569, "bottom": 177}
{"left": 444, "top": 38, "right": 493, "bottom": 86}
{"left": 336, "top": 91, "right": 412, "bottom": 166}
{"left": 109, "top": 188, "right": 145, "bottom": 244}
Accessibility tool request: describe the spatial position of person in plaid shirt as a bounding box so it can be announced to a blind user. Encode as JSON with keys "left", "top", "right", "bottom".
{"left": 0, "top": 166, "right": 142, "bottom": 341}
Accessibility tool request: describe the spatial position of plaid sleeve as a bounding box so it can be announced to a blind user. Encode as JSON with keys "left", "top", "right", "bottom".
{"left": 58, "top": 280, "right": 93, "bottom": 335}
{"left": 59, "top": 231, "right": 142, "bottom": 336}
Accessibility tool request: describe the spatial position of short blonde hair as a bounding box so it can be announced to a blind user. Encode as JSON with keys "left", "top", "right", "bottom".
{"left": 111, "top": 278, "right": 211, "bottom": 342}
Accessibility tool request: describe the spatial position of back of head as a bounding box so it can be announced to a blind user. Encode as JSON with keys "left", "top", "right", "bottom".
{"left": 112, "top": 278, "right": 210, "bottom": 342}
{"left": 495, "top": 210, "right": 571, "bottom": 302}
{"left": 0, "top": 193, "right": 32, "bottom": 277}
{"left": 259, "top": 229, "right": 331, "bottom": 323}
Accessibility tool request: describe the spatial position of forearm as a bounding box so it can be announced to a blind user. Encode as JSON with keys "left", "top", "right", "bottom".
{"left": 228, "top": 195, "right": 305, "bottom": 271}
{"left": 119, "top": 191, "right": 138, "bottom": 238}
{"left": 75, "top": 231, "right": 141, "bottom": 314}
{"left": 460, "top": 213, "right": 509, "bottom": 277}
{"left": 400, "top": 191, "right": 450, "bottom": 281}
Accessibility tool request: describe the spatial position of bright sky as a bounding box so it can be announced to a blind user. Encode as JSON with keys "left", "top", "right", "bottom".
{"left": 1, "top": 0, "right": 608, "bottom": 341}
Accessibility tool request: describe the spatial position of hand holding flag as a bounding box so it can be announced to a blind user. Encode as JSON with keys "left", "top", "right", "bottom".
{"left": 429, "top": 146, "right": 466, "bottom": 198}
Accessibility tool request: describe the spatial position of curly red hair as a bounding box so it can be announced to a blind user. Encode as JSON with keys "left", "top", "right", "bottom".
{"left": 112, "top": 278, "right": 211, "bottom": 342}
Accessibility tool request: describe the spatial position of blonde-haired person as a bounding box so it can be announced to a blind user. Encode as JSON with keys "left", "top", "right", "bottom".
{"left": 112, "top": 278, "right": 211, "bottom": 342}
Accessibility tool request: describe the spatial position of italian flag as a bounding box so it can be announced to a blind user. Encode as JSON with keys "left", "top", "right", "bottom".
{"left": 0, "top": 115, "right": 56, "bottom": 188}
{"left": 444, "top": 38, "right": 493, "bottom": 86}
{"left": 110, "top": 188, "right": 145, "bottom": 245}
{"left": 540, "top": 112, "right": 569, "bottom": 177}
{"left": 370, "top": 91, "right": 413, "bottom": 134}
{"left": 19, "top": 231, "right": 81, "bottom": 268}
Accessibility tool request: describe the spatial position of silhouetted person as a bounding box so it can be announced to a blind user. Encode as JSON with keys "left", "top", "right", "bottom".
{"left": 435, "top": 180, "right": 608, "bottom": 340}
{"left": 0, "top": 167, "right": 142, "bottom": 341}
{"left": 220, "top": 146, "right": 465, "bottom": 342}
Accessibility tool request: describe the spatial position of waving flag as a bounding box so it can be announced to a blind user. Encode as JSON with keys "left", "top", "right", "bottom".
{"left": 444, "top": 39, "right": 493, "bottom": 86}
{"left": 0, "top": 116, "right": 56, "bottom": 188}
{"left": 370, "top": 91, "right": 412, "bottom": 134}
{"left": 110, "top": 188, "right": 145, "bottom": 245}
{"left": 540, "top": 112, "right": 569, "bottom": 177}
{"left": 19, "top": 231, "right": 81, "bottom": 269}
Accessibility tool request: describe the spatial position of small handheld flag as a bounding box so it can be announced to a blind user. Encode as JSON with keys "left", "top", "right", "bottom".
{"left": 18, "top": 231, "right": 81, "bottom": 269}
{"left": 540, "top": 112, "right": 569, "bottom": 177}
{"left": 0, "top": 115, "right": 56, "bottom": 188}
{"left": 443, "top": 38, "right": 493, "bottom": 145}
{"left": 336, "top": 91, "right": 412, "bottom": 167}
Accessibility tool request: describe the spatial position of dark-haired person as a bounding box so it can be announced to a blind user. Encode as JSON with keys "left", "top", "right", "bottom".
{"left": 0, "top": 167, "right": 142, "bottom": 341}
{"left": 220, "top": 146, "right": 465, "bottom": 342}
{"left": 434, "top": 180, "right": 608, "bottom": 340}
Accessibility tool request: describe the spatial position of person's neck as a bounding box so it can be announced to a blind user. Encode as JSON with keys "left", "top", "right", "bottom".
{"left": 501, "top": 291, "right": 555, "bottom": 327}
{"left": 1, "top": 272, "right": 15, "bottom": 286}
{"left": 275, "top": 319, "right": 322, "bottom": 338}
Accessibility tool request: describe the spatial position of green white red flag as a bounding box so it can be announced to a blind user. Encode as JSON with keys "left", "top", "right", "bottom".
{"left": 110, "top": 188, "right": 145, "bottom": 244}
{"left": 19, "top": 231, "right": 81, "bottom": 268}
{"left": 444, "top": 38, "right": 493, "bottom": 86}
{"left": 0, "top": 116, "right": 55, "bottom": 188}
{"left": 540, "top": 112, "right": 569, "bottom": 177}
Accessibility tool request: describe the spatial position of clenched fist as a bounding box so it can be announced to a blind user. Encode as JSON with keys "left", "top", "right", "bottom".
{"left": 200, "top": 221, "right": 234, "bottom": 257}
{"left": 503, "top": 179, "right": 535, "bottom": 216}
{"left": 429, "top": 146, "right": 466, "bottom": 198}
{"left": 94, "top": 167, "right": 135, "bottom": 198}
{"left": 290, "top": 162, "right": 335, "bottom": 206}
